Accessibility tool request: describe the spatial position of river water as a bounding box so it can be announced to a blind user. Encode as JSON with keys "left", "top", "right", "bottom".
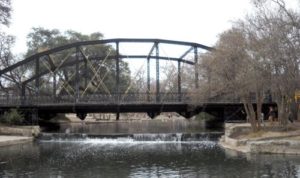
{"left": 1, "top": 120, "right": 300, "bottom": 177}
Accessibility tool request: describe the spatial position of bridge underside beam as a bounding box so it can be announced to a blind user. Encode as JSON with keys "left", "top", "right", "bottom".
{"left": 0, "top": 103, "right": 277, "bottom": 121}
{"left": 0, "top": 103, "right": 188, "bottom": 112}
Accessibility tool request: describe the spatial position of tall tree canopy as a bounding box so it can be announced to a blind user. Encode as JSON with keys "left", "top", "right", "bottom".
{"left": 0, "top": 0, "right": 13, "bottom": 69}
{"left": 198, "top": 0, "right": 300, "bottom": 130}
{"left": 0, "top": 0, "right": 15, "bottom": 92}
{"left": 0, "top": 0, "right": 11, "bottom": 27}
{"left": 25, "top": 28, "right": 131, "bottom": 96}
{"left": 26, "top": 28, "right": 104, "bottom": 56}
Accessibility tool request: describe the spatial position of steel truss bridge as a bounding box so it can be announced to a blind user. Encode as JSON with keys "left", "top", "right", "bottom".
{"left": 0, "top": 38, "right": 271, "bottom": 121}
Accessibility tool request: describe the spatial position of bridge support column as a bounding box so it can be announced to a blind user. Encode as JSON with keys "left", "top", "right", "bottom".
{"left": 115, "top": 104, "right": 120, "bottom": 121}
{"left": 178, "top": 111, "right": 195, "bottom": 119}
{"left": 207, "top": 108, "right": 225, "bottom": 121}
{"left": 76, "top": 112, "right": 87, "bottom": 121}
{"left": 116, "top": 112, "right": 120, "bottom": 120}
{"left": 147, "top": 112, "right": 160, "bottom": 119}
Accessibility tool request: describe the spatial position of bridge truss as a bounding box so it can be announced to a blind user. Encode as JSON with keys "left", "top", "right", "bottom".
{"left": 0, "top": 38, "right": 213, "bottom": 120}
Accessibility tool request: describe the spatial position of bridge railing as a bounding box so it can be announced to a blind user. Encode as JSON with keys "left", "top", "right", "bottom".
{"left": 0, "top": 93, "right": 192, "bottom": 106}
{"left": 0, "top": 93, "right": 257, "bottom": 106}
{"left": 0, "top": 95, "right": 23, "bottom": 106}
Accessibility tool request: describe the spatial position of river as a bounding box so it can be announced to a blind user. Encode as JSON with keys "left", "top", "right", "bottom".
{"left": 1, "top": 119, "right": 300, "bottom": 177}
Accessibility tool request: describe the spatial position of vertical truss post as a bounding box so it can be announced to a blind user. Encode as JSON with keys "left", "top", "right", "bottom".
{"left": 194, "top": 46, "right": 199, "bottom": 89}
{"left": 147, "top": 57, "right": 150, "bottom": 102}
{"left": 21, "top": 83, "right": 26, "bottom": 105}
{"left": 53, "top": 72, "right": 56, "bottom": 101}
{"left": 75, "top": 47, "right": 80, "bottom": 102}
{"left": 155, "top": 42, "right": 160, "bottom": 102}
{"left": 35, "top": 57, "right": 40, "bottom": 103}
{"left": 147, "top": 43, "right": 156, "bottom": 102}
{"left": 178, "top": 61, "right": 182, "bottom": 102}
{"left": 84, "top": 57, "right": 88, "bottom": 90}
{"left": 116, "top": 42, "right": 120, "bottom": 102}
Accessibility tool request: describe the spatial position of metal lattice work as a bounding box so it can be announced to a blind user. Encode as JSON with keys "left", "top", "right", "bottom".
{"left": 0, "top": 38, "right": 215, "bottom": 119}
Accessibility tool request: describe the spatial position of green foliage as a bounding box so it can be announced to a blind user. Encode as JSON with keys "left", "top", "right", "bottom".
{"left": 196, "top": 112, "right": 215, "bottom": 121}
{"left": 0, "top": 109, "right": 24, "bottom": 125}
{"left": 0, "top": 0, "right": 11, "bottom": 27}
{"left": 25, "top": 27, "right": 131, "bottom": 95}
{"left": 26, "top": 27, "right": 104, "bottom": 56}
{"left": 0, "top": 0, "right": 14, "bottom": 70}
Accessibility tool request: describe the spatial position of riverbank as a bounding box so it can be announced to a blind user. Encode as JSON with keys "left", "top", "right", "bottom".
{"left": 219, "top": 122, "right": 300, "bottom": 154}
{"left": 0, "top": 136, "right": 33, "bottom": 147}
{"left": 0, "top": 125, "right": 40, "bottom": 136}
{"left": 0, "top": 125, "right": 40, "bottom": 147}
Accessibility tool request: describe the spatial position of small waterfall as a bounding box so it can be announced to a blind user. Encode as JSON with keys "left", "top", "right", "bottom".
{"left": 133, "top": 133, "right": 183, "bottom": 141}
{"left": 37, "top": 133, "right": 89, "bottom": 141}
{"left": 37, "top": 132, "right": 223, "bottom": 142}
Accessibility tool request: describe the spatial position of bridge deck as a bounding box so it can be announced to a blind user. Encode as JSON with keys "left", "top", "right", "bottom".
{"left": 0, "top": 93, "right": 275, "bottom": 120}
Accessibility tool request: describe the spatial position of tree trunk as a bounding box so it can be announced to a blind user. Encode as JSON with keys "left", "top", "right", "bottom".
{"left": 243, "top": 102, "right": 250, "bottom": 123}
{"left": 256, "top": 91, "right": 263, "bottom": 130}
{"left": 277, "top": 95, "right": 288, "bottom": 127}
{"left": 243, "top": 95, "right": 258, "bottom": 132}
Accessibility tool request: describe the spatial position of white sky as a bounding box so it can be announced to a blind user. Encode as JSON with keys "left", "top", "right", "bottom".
{"left": 8, "top": 0, "right": 254, "bottom": 54}
{"left": 5, "top": 0, "right": 299, "bottom": 83}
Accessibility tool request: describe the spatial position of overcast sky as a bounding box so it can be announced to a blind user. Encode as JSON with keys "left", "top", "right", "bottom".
{"left": 5, "top": 0, "right": 299, "bottom": 79}
{"left": 8, "top": 0, "right": 255, "bottom": 54}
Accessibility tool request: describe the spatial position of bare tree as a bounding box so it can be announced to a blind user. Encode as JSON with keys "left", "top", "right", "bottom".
{"left": 198, "top": 27, "right": 268, "bottom": 131}
{"left": 247, "top": 0, "right": 300, "bottom": 126}
{"left": 0, "top": 0, "right": 20, "bottom": 94}
{"left": 0, "top": 0, "right": 11, "bottom": 27}
{"left": 198, "top": 0, "right": 300, "bottom": 130}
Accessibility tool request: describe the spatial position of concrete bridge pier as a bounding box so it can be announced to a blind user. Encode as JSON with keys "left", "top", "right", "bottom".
{"left": 116, "top": 112, "right": 120, "bottom": 120}
{"left": 76, "top": 113, "right": 87, "bottom": 121}
{"left": 30, "top": 109, "right": 39, "bottom": 125}
{"left": 177, "top": 111, "right": 195, "bottom": 119}
{"left": 147, "top": 112, "right": 161, "bottom": 119}
{"left": 176, "top": 105, "right": 202, "bottom": 119}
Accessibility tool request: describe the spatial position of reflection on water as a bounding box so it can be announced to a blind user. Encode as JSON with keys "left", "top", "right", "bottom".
{"left": 1, "top": 139, "right": 300, "bottom": 177}
{"left": 52, "top": 119, "right": 217, "bottom": 134}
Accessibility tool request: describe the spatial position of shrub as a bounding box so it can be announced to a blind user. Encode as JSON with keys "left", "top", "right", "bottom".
{"left": 0, "top": 109, "right": 24, "bottom": 125}
{"left": 196, "top": 112, "right": 215, "bottom": 121}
